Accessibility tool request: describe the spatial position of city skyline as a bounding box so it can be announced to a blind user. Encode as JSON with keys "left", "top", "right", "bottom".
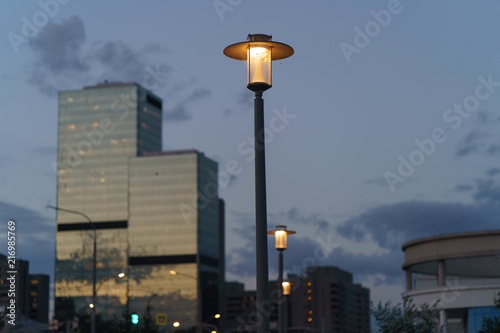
{"left": 1, "top": 1, "right": 500, "bottom": 314}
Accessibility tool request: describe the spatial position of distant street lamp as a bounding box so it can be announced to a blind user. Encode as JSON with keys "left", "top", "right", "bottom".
{"left": 169, "top": 269, "right": 202, "bottom": 333}
{"left": 224, "top": 34, "right": 293, "bottom": 333}
{"left": 47, "top": 205, "right": 97, "bottom": 333}
{"left": 88, "top": 272, "right": 126, "bottom": 308}
{"left": 282, "top": 281, "right": 291, "bottom": 333}
{"left": 268, "top": 225, "right": 296, "bottom": 333}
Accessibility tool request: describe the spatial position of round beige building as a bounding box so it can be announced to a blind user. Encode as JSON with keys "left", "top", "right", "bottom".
{"left": 402, "top": 230, "right": 500, "bottom": 333}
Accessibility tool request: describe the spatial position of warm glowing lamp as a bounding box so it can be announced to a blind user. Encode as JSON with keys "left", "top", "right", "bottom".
{"left": 268, "top": 225, "right": 296, "bottom": 250}
{"left": 282, "top": 281, "right": 291, "bottom": 296}
{"left": 224, "top": 34, "right": 294, "bottom": 92}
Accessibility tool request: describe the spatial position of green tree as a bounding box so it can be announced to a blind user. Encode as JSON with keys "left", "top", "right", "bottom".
{"left": 478, "top": 297, "right": 500, "bottom": 333}
{"left": 140, "top": 300, "right": 162, "bottom": 333}
{"left": 372, "top": 298, "right": 442, "bottom": 333}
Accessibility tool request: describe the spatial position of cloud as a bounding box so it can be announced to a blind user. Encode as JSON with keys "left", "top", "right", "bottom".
{"left": 486, "top": 168, "right": 500, "bottom": 177}
{"left": 30, "top": 16, "right": 88, "bottom": 74}
{"left": 25, "top": 16, "right": 209, "bottom": 121}
{"left": 486, "top": 144, "right": 500, "bottom": 156}
{"left": 0, "top": 201, "right": 54, "bottom": 275}
{"left": 222, "top": 90, "right": 253, "bottom": 117}
{"left": 363, "top": 178, "right": 389, "bottom": 188}
{"left": 163, "top": 88, "right": 211, "bottom": 122}
{"left": 471, "top": 178, "right": 500, "bottom": 206}
{"left": 226, "top": 231, "right": 403, "bottom": 287}
{"left": 455, "top": 130, "right": 490, "bottom": 157}
{"left": 454, "top": 184, "right": 473, "bottom": 192}
{"left": 336, "top": 200, "right": 499, "bottom": 251}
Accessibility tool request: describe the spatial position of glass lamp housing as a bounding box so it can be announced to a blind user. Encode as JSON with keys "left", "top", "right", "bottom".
{"left": 247, "top": 44, "right": 272, "bottom": 91}
{"left": 274, "top": 229, "right": 287, "bottom": 250}
{"left": 223, "top": 34, "right": 293, "bottom": 92}
{"left": 282, "top": 281, "right": 291, "bottom": 296}
{"left": 268, "top": 225, "right": 296, "bottom": 250}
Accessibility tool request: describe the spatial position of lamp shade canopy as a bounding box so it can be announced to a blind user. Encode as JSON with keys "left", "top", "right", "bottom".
{"left": 224, "top": 34, "right": 294, "bottom": 92}
{"left": 268, "top": 225, "right": 296, "bottom": 250}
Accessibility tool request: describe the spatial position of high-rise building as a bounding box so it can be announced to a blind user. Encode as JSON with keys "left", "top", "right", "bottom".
{"left": 55, "top": 82, "right": 224, "bottom": 329}
{"left": 0, "top": 254, "right": 30, "bottom": 320}
{"left": 28, "top": 274, "right": 50, "bottom": 323}
{"left": 0, "top": 255, "right": 49, "bottom": 324}
{"left": 289, "top": 266, "right": 370, "bottom": 333}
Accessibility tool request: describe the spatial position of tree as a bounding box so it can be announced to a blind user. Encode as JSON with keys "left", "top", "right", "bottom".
{"left": 478, "top": 297, "right": 500, "bottom": 333}
{"left": 140, "top": 300, "right": 162, "bottom": 333}
{"left": 372, "top": 298, "right": 442, "bottom": 333}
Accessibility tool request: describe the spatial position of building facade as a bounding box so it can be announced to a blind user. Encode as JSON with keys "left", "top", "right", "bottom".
{"left": 0, "top": 255, "right": 49, "bottom": 324}
{"left": 55, "top": 82, "right": 223, "bottom": 329}
{"left": 402, "top": 230, "right": 500, "bottom": 333}
{"left": 224, "top": 267, "right": 370, "bottom": 333}
{"left": 289, "top": 266, "right": 371, "bottom": 333}
{"left": 28, "top": 274, "right": 50, "bottom": 323}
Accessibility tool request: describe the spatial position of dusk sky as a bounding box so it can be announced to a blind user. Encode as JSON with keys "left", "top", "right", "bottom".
{"left": 2, "top": 1, "right": 500, "bottom": 311}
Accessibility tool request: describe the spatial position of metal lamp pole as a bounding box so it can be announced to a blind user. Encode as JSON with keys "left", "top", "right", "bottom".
{"left": 268, "top": 226, "right": 295, "bottom": 333}
{"left": 170, "top": 270, "right": 202, "bottom": 333}
{"left": 47, "top": 205, "right": 97, "bottom": 333}
{"left": 224, "top": 34, "right": 293, "bottom": 333}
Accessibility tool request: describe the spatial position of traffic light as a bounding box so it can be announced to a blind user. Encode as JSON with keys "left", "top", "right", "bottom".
{"left": 131, "top": 313, "right": 139, "bottom": 325}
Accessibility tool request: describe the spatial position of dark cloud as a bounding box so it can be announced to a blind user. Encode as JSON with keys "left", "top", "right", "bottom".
{"left": 164, "top": 88, "right": 211, "bottom": 122}
{"left": 455, "top": 130, "right": 490, "bottom": 157}
{"left": 30, "top": 16, "right": 88, "bottom": 74}
{"left": 486, "top": 168, "right": 500, "bottom": 177}
{"left": 454, "top": 184, "right": 473, "bottom": 192}
{"left": 0, "top": 201, "right": 54, "bottom": 275}
{"left": 236, "top": 90, "right": 253, "bottom": 110}
{"left": 471, "top": 179, "right": 500, "bottom": 206}
{"left": 336, "top": 200, "right": 498, "bottom": 251}
{"left": 486, "top": 144, "right": 500, "bottom": 156}
{"left": 222, "top": 90, "right": 254, "bottom": 117}
{"left": 90, "top": 41, "right": 171, "bottom": 84}
{"left": 477, "top": 111, "right": 489, "bottom": 125}
{"left": 25, "top": 16, "right": 209, "bottom": 121}
{"left": 227, "top": 233, "right": 403, "bottom": 287}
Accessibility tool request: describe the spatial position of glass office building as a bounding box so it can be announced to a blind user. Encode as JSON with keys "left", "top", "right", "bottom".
{"left": 55, "top": 83, "right": 223, "bottom": 328}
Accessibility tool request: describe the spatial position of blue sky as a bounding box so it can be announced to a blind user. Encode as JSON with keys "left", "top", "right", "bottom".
{"left": 1, "top": 0, "right": 500, "bottom": 311}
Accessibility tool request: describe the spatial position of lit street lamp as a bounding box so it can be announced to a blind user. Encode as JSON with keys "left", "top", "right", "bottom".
{"left": 268, "top": 226, "right": 295, "bottom": 333}
{"left": 47, "top": 205, "right": 98, "bottom": 333}
{"left": 224, "top": 34, "right": 293, "bottom": 333}
{"left": 282, "top": 281, "right": 291, "bottom": 333}
{"left": 88, "top": 272, "right": 126, "bottom": 308}
{"left": 169, "top": 269, "right": 203, "bottom": 333}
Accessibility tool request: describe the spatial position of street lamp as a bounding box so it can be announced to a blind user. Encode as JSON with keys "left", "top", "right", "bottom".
{"left": 169, "top": 269, "right": 202, "bottom": 333}
{"left": 47, "top": 205, "right": 97, "bottom": 333}
{"left": 268, "top": 226, "right": 295, "bottom": 333}
{"left": 282, "top": 281, "right": 291, "bottom": 333}
{"left": 88, "top": 272, "right": 126, "bottom": 308}
{"left": 224, "top": 34, "right": 293, "bottom": 333}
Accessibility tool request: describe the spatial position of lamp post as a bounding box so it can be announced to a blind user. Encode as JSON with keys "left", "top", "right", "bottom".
{"left": 282, "top": 282, "right": 291, "bottom": 333}
{"left": 268, "top": 226, "right": 295, "bottom": 333}
{"left": 224, "top": 34, "right": 294, "bottom": 333}
{"left": 47, "top": 205, "right": 97, "bottom": 333}
{"left": 89, "top": 272, "right": 125, "bottom": 308}
{"left": 169, "top": 270, "right": 202, "bottom": 333}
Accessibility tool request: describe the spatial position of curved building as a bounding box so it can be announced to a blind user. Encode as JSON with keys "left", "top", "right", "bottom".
{"left": 402, "top": 230, "right": 500, "bottom": 333}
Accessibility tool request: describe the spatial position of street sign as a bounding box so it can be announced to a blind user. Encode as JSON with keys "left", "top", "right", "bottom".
{"left": 156, "top": 313, "right": 167, "bottom": 325}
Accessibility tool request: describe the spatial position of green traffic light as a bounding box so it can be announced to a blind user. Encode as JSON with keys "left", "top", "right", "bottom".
{"left": 131, "top": 313, "right": 139, "bottom": 325}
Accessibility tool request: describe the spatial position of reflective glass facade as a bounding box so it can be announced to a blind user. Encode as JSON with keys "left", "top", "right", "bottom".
{"left": 468, "top": 306, "right": 500, "bottom": 333}
{"left": 55, "top": 83, "right": 222, "bottom": 327}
